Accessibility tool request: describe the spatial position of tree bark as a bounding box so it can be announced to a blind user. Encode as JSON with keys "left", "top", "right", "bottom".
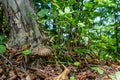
{"left": 1, "top": 0, "right": 47, "bottom": 49}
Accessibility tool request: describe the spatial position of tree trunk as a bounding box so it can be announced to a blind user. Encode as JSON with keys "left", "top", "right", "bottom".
{"left": 1, "top": 0, "right": 47, "bottom": 49}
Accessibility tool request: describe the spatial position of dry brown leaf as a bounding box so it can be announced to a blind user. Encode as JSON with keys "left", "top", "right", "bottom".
{"left": 16, "top": 55, "right": 23, "bottom": 62}
{"left": 26, "top": 75, "right": 31, "bottom": 80}
{"left": 85, "top": 54, "right": 93, "bottom": 63}
{"left": 111, "top": 64, "right": 118, "bottom": 68}
{"left": 22, "top": 44, "right": 30, "bottom": 50}
{"left": 5, "top": 44, "right": 17, "bottom": 53}
{"left": 53, "top": 66, "right": 70, "bottom": 80}
{"left": 9, "top": 70, "right": 15, "bottom": 77}
{"left": 35, "top": 68, "right": 48, "bottom": 78}
{"left": 27, "top": 70, "right": 37, "bottom": 80}
{"left": 0, "top": 68, "right": 3, "bottom": 74}
{"left": 10, "top": 48, "right": 18, "bottom": 53}
{"left": 8, "top": 71, "right": 17, "bottom": 80}
{"left": 5, "top": 44, "right": 11, "bottom": 50}
{"left": 7, "top": 48, "right": 18, "bottom": 53}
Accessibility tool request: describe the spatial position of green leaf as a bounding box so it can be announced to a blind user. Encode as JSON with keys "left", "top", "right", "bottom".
{"left": 53, "top": 0, "right": 57, "bottom": 2}
{"left": 65, "top": 56, "right": 73, "bottom": 62}
{"left": 0, "top": 36, "right": 5, "bottom": 41}
{"left": 27, "top": 13, "right": 33, "bottom": 17}
{"left": 108, "top": 75, "right": 116, "bottom": 80}
{"left": 52, "top": 45, "right": 59, "bottom": 49}
{"left": 74, "top": 48, "right": 90, "bottom": 54}
{"left": 64, "top": 7, "right": 71, "bottom": 13}
{"left": 90, "top": 12, "right": 101, "bottom": 18}
{"left": 73, "top": 61, "right": 80, "bottom": 66}
{"left": 37, "top": 9, "right": 49, "bottom": 18}
{"left": 115, "top": 71, "right": 120, "bottom": 80}
{"left": 0, "top": 45, "right": 6, "bottom": 53}
{"left": 68, "top": 0, "right": 76, "bottom": 5}
{"left": 97, "top": 68, "right": 104, "bottom": 74}
{"left": 84, "top": 2, "right": 93, "bottom": 9}
{"left": 22, "top": 49, "right": 32, "bottom": 55}
{"left": 70, "top": 76, "right": 76, "bottom": 80}
{"left": 91, "top": 67, "right": 104, "bottom": 74}
{"left": 108, "top": 71, "right": 120, "bottom": 80}
{"left": 73, "top": 48, "right": 82, "bottom": 54}
{"left": 52, "top": 3, "right": 60, "bottom": 8}
{"left": 77, "top": 22, "right": 85, "bottom": 27}
{"left": 0, "top": 35, "right": 6, "bottom": 44}
{"left": 59, "top": 10, "right": 64, "bottom": 15}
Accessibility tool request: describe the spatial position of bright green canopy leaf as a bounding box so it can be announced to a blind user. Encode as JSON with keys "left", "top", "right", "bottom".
{"left": 59, "top": 10, "right": 64, "bottom": 15}
{"left": 84, "top": 2, "right": 93, "bottom": 9}
{"left": 64, "top": 7, "right": 71, "bottom": 13}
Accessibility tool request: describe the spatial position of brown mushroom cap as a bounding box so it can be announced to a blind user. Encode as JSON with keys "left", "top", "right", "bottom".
{"left": 32, "top": 46, "right": 52, "bottom": 57}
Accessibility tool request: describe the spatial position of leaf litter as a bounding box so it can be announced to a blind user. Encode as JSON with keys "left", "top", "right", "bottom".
{"left": 0, "top": 49, "right": 120, "bottom": 80}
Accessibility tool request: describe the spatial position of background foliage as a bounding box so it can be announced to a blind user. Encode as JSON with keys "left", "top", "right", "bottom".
{"left": 33, "top": 0, "right": 120, "bottom": 61}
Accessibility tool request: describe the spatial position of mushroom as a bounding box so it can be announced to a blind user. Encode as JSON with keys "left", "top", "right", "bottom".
{"left": 32, "top": 46, "right": 52, "bottom": 57}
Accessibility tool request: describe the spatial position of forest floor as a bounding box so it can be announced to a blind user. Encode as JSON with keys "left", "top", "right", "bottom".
{"left": 0, "top": 49, "right": 120, "bottom": 80}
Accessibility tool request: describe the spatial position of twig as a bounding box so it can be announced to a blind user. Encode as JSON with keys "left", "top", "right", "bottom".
{"left": 0, "top": 53, "right": 14, "bottom": 67}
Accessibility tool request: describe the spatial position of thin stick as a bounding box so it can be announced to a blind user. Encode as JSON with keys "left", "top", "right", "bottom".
{"left": 0, "top": 53, "right": 14, "bottom": 67}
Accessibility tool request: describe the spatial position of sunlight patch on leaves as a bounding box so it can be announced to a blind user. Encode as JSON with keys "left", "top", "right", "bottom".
{"left": 64, "top": 7, "right": 71, "bottom": 13}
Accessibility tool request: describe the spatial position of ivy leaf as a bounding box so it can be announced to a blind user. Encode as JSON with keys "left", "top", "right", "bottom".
{"left": 37, "top": 9, "right": 49, "bottom": 18}
{"left": 0, "top": 45, "right": 6, "bottom": 53}
{"left": 22, "top": 49, "right": 32, "bottom": 55}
